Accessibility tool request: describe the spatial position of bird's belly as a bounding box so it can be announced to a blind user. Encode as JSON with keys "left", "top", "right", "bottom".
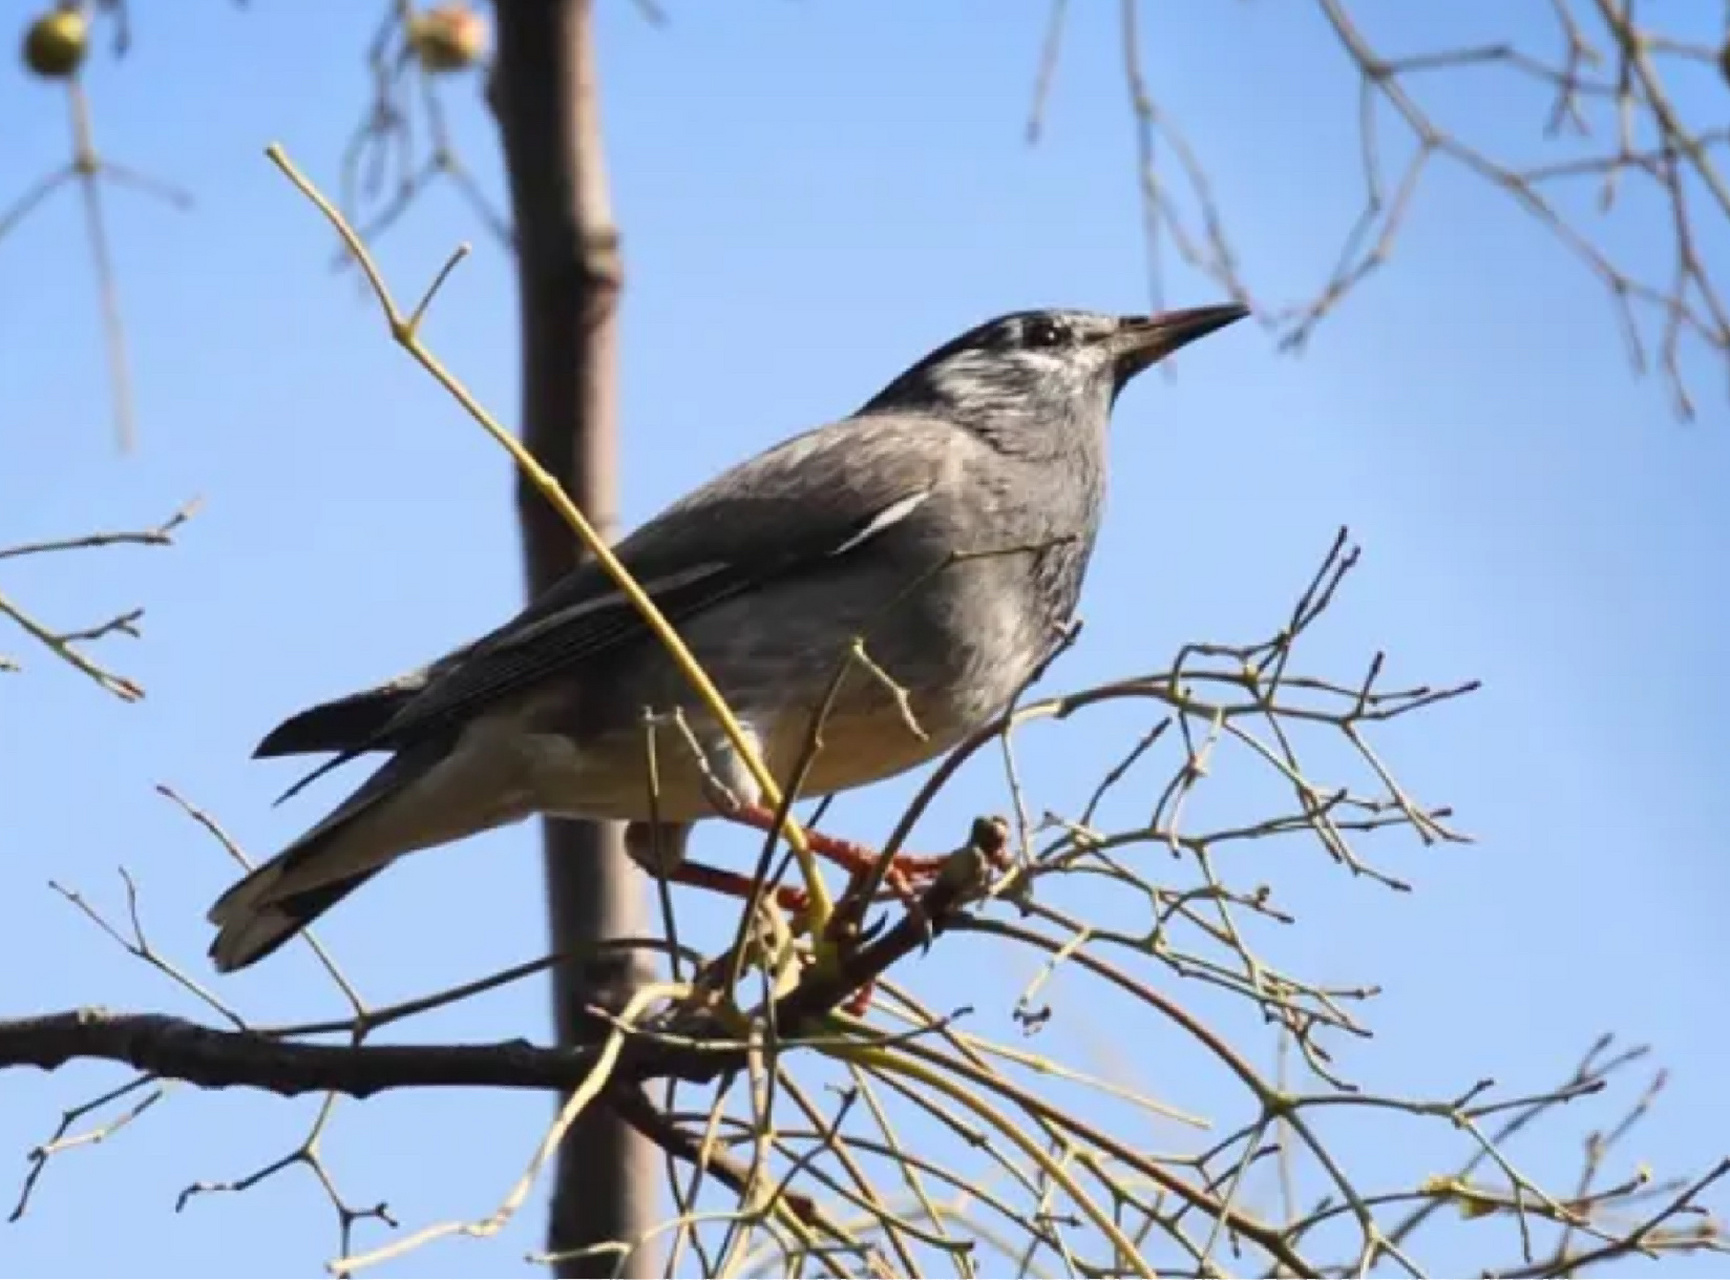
{"left": 510, "top": 570, "right": 1057, "bottom": 824}
{"left": 515, "top": 691, "right": 974, "bottom": 826}
{"left": 763, "top": 699, "right": 962, "bottom": 799}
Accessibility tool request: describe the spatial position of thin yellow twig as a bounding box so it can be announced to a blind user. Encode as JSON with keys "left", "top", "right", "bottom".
{"left": 842, "top": 1042, "right": 1160, "bottom": 1279}
{"left": 329, "top": 982, "right": 686, "bottom": 1274}
{"left": 261, "top": 142, "right": 834, "bottom": 929}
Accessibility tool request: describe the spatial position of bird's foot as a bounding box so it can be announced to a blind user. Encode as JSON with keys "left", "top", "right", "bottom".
{"left": 667, "top": 860, "right": 881, "bottom": 1016}
{"left": 685, "top": 802, "right": 953, "bottom": 1020}
{"left": 841, "top": 979, "right": 877, "bottom": 1018}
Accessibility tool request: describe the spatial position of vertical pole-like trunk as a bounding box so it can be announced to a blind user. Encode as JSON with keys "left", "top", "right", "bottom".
{"left": 491, "top": 2, "right": 657, "bottom": 1275}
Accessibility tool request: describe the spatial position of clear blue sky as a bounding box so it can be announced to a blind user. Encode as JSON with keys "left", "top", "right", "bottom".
{"left": 3, "top": 3, "right": 1727, "bottom": 1276}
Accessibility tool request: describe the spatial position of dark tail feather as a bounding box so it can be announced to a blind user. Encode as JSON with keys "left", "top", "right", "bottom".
{"left": 211, "top": 740, "right": 452, "bottom": 973}
{"left": 207, "top": 867, "right": 382, "bottom": 972}
{"left": 255, "top": 687, "right": 417, "bottom": 758}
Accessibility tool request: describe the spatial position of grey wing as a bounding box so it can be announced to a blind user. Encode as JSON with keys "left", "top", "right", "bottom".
{"left": 254, "top": 651, "right": 473, "bottom": 758}
{"left": 277, "top": 414, "right": 955, "bottom": 797}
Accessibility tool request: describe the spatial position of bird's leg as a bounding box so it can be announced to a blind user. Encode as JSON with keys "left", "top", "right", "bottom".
{"left": 716, "top": 800, "right": 948, "bottom": 887}
{"left": 724, "top": 801, "right": 940, "bottom": 1027}
{"left": 657, "top": 859, "right": 810, "bottom": 914}
{"left": 699, "top": 796, "right": 927, "bottom": 1020}
{"left": 626, "top": 819, "right": 808, "bottom": 912}
{"left": 690, "top": 728, "right": 944, "bottom": 888}
{"left": 690, "top": 765, "right": 937, "bottom": 1019}
{"left": 841, "top": 982, "right": 877, "bottom": 1018}
{"left": 669, "top": 860, "right": 880, "bottom": 1017}
{"left": 626, "top": 809, "right": 922, "bottom": 919}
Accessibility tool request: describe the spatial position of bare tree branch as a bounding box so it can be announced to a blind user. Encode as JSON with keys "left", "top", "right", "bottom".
{"left": 1033, "top": 0, "right": 1730, "bottom": 416}
{"left": 0, "top": 501, "right": 197, "bottom": 699}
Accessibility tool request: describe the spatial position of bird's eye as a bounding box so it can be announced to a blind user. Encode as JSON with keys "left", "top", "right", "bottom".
{"left": 1023, "top": 318, "right": 1066, "bottom": 349}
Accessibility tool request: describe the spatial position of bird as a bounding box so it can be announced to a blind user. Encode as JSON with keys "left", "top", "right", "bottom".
{"left": 207, "top": 302, "right": 1249, "bottom": 973}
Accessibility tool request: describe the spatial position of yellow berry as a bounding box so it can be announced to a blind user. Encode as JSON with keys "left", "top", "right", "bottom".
{"left": 408, "top": 3, "right": 488, "bottom": 73}
{"left": 22, "top": 8, "right": 87, "bottom": 79}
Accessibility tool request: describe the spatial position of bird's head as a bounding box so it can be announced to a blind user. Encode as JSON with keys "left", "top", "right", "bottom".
{"left": 859, "top": 304, "right": 1249, "bottom": 450}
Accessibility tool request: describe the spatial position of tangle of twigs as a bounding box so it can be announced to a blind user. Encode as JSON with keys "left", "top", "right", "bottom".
{"left": 1030, "top": 0, "right": 1730, "bottom": 418}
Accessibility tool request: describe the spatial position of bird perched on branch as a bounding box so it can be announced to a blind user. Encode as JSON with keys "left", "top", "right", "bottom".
{"left": 208, "top": 303, "right": 1248, "bottom": 973}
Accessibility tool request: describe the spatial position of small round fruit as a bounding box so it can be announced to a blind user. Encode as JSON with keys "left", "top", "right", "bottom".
{"left": 408, "top": 3, "right": 488, "bottom": 73}
{"left": 23, "top": 8, "right": 88, "bottom": 79}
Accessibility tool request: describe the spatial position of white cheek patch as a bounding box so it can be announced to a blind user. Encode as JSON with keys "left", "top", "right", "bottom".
{"left": 929, "top": 351, "right": 1008, "bottom": 398}
{"left": 830, "top": 489, "right": 934, "bottom": 557}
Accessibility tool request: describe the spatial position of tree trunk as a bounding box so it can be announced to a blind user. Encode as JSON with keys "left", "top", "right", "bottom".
{"left": 491, "top": 2, "right": 657, "bottom": 1274}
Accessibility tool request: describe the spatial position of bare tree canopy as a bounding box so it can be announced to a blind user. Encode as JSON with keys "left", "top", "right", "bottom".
{"left": 3, "top": 2, "right": 1727, "bottom": 1278}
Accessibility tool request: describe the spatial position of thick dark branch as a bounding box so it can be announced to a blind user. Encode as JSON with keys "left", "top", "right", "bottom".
{"left": 3, "top": 1011, "right": 618, "bottom": 1097}
{"left": 4, "top": 826, "right": 1001, "bottom": 1100}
